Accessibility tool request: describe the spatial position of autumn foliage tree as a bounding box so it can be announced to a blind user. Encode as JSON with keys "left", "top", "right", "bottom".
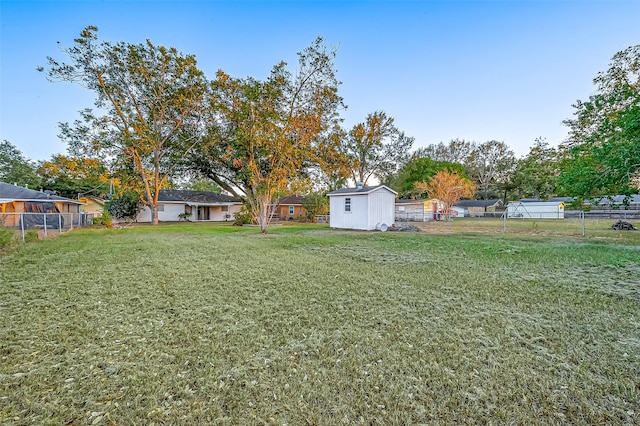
{"left": 206, "top": 38, "right": 343, "bottom": 233}
{"left": 41, "top": 26, "right": 209, "bottom": 225}
{"left": 414, "top": 170, "right": 475, "bottom": 220}
{"left": 342, "top": 111, "right": 414, "bottom": 185}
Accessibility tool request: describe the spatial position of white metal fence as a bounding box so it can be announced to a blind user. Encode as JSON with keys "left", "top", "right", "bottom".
{"left": 0, "top": 212, "right": 94, "bottom": 241}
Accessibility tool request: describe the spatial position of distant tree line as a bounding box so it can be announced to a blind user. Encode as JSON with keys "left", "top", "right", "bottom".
{"left": 2, "top": 28, "right": 636, "bottom": 230}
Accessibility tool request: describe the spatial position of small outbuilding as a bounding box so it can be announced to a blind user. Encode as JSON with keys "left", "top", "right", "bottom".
{"left": 396, "top": 198, "right": 446, "bottom": 221}
{"left": 454, "top": 199, "right": 503, "bottom": 217}
{"left": 507, "top": 201, "right": 565, "bottom": 219}
{"left": 327, "top": 184, "right": 397, "bottom": 231}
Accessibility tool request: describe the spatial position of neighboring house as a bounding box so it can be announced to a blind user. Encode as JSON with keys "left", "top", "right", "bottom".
{"left": 78, "top": 195, "right": 105, "bottom": 215}
{"left": 507, "top": 201, "right": 565, "bottom": 219}
{"left": 454, "top": 199, "right": 503, "bottom": 217}
{"left": 136, "top": 189, "right": 243, "bottom": 222}
{"left": 585, "top": 194, "right": 640, "bottom": 210}
{"left": 0, "top": 181, "right": 84, "bottom": 228}
{"left": 272, "top": 195, "right": 306, "bottom": 220}
{"left": 327, "top": 184, "right": 397, "bottom": 231}
{"left": 395, "top": 198, "right": 447, "bottom": 221}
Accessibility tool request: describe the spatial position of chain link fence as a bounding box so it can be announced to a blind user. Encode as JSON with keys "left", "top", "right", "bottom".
{"left": 0, "top": 212, "right": 95, "bottom": 241}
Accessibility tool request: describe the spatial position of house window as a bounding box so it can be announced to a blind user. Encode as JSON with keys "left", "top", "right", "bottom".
{"left": 345, "top": 197, "right": 351, "bottom": 212}
{"left": 289, "top": 205, "right": 295, "bottom": 215}
{"left": 221, "top": 205, "right": 229, "bottom": 212}
{"left": 157, "top": 204, "right": 164, "bottom": 212}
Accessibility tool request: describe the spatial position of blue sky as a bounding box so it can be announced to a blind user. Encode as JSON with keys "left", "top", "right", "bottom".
{"left": 1, "top": 1, "right": 639, "bottom": 161}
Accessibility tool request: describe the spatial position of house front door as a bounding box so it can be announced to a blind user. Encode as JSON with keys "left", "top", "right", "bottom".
{"left": 197, "top": 206, "right": 210, "bottom": 221}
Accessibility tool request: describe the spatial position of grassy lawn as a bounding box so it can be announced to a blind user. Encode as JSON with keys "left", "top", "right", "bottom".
{"left": 1, "top": 222, "right": 639, "bottom": 424}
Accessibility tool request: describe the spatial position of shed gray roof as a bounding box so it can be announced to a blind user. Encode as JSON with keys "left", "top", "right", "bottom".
{"left": 0, "top": 181, "right": 82, "bottom": 204}
{"left": 327, "top": 185, "right": 398, "bottom": 196}
{"left": 158, "top": 189, "right": 242, "bottom": 204}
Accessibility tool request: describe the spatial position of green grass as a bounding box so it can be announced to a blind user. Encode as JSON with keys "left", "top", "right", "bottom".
{"left": 1, "top": 222, "right": 639, "bottom": 424}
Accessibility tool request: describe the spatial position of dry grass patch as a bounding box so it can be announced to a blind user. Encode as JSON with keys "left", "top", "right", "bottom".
{"left": 0, "top": 223, "right": 638, "bottom": 424}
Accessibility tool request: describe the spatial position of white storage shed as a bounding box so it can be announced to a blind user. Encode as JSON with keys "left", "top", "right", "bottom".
{"left": 327, "top": 185, "right": 397, "bottom": 231}
{"left": 507, "top": 201, "right": 565, "bottom": 219}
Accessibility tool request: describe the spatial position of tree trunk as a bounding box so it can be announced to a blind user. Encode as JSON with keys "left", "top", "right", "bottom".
{"left": 151, "top": 204, "right": 159, "bottom": 225}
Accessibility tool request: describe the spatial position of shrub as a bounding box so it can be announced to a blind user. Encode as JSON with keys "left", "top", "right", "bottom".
{"left": 178, "top": 212, "right": 192, "bottom": 221}
{"left": 0, "top": 226, "right": 15, "bottom": 248}
{"left": 24, "top": 229, "right": 39, "bottom": 242}
{"left": 107, "top": 192, "right": 141, "bottom": 220}
{"left": 93, "top": 209, "right": 113, "bottom": 228}
{"left": 233, "top": 205, "right": 254, "bottom": 226}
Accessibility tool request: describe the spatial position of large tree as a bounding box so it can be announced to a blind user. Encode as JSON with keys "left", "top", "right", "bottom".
{"left": 386, "top": 155, "right": 466, "bottom": 198}
{"left": 41, "top": 26, "right": 209, "bottom": 225}
{"left": 560, "top": 45, "right": 640, "bottom": 198}
{"left": 414, "top": 139, "right": 475, "bottom": 164}
{"left": 466, "top": 140, "right": 515, "bottom": 199}
{"left": 38, "top": 154, "right": 110, "bottom": 199}
{"left": 202, "top": 38, "right": 343, "bottom": 232}
{"left": 414, "top": 170, "right": 475, "bottom": 221}
{"left": 0, "top": 140, "right": 41, "bottom": 189}
{"left": 342, "top": 111, "right": 414, "bottom": 185}
{"left": 513, "top": 138, "right": 558, "bottom": 200}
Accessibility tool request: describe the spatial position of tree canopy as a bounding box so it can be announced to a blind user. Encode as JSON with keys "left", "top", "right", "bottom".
{"left": 342, "top": 111, "right": 414, "bottom": 186}
{"left": 560, "top": 44, "right": 640, "bottom": 198}
{"left": 386, "top": 155, "right": 466, "bottom": 198}
{"left": 200, "top": 38, "right": 343, "bottom": 232}
{"left": 0, "top": 140, "right": 42, "bottom": 189}
{"left": 414, "top": 170, "right": 475, "bottom": 220}
{"left": 41, "top": 26, "right": 209, "bottom": 224}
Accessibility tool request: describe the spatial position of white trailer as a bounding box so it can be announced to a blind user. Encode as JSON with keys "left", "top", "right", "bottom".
{"left": 507, "top": 201, "right": 565, "bottom": 219}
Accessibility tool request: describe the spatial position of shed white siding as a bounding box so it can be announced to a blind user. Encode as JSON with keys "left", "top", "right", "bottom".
{"left": 329, "top": 194, "right": 369, "bottom": 229}
{"left": 328, "top": 186, "right": 396, "bottom": 230}
{"left": 367, "top": 190, "right": 396, "bottom": 229}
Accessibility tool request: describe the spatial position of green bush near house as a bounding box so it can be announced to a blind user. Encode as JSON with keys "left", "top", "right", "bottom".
{"left": 0, "top": 226, "right": 15, "bottom": 248}
{"left": 92, "top": 209, "right": 113, "bottom": 228}
{"left": 24, "top": 228, "right": 39, "bottom": 242}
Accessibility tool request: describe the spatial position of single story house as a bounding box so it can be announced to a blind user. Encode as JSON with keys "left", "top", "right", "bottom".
{"left": 327, "top": 184, "right": 396, "bottom": 231}
{"left": 272, "top": 195, "right": 307, "bottom": 220}
{"left": 78, "top": 195, "right": 105, "bottom": 215}
{"left": 507, "top": 201, "right": 565, "bottom": 219}
{"left": 395, "top": 198, "right": 447, "bottom": 221}
{"left": 585, "top": 194, "right": 640, "bottom": 210}
{"left": 136, "top": 189, "right": 243, "bottom": 222}
{"left": 454, "top": 199, "right": 503, "bottom": 217}
{"left": 0, "top": 181, "right": 83, "bottom": 228}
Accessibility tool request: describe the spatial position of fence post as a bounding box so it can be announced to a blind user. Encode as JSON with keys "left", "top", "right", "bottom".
{"left": 59, "top": 214, "right": 62, "bottom": 232}
{"left": 20, "top": 213, "right": 25, "bottom": 242}
{"left": 503, "top": 210, "right": 507, "bottom": 233}
{"left": 43, "top": 214, "right": 47, "bottom": 237}
{"left": 581, "top": 211, "right": 586, "bottom": 237}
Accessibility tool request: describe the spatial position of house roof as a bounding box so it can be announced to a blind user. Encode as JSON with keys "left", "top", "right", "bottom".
{"left": 396, "top": 198, "right": 440, "bottom": 205}
{"left": 0, "top": 181, "right": 83, "bottom": 204}
{"left": 455, "top": 199, "right": 502, "bottom": 208}
{"left": 158, "top": 189, "right": 242, "bottom": 205}
{"left": 327, "top": 185, "right": 398, "bottom": 197}
{"left": 275, "top": 195, "right": 305, "bottom": 206}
